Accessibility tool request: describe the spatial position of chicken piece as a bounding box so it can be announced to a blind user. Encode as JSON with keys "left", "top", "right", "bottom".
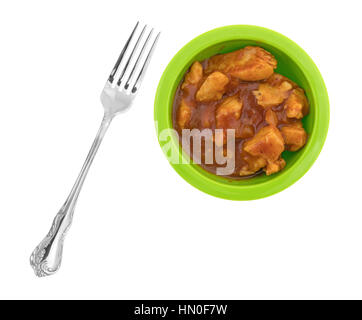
{"left": 244, "top": 125, "right": 285, "bottom": 162}
{"left": 214, "top": 95, "right": 243, "bottom": 145}
{"left": 239, "top": 156, "right": 267, "bottom": 176}
{"left": 253, "top": 76, "right": 293, "bottom": 108}
{"left": 239, "top": 124, "right": 255, "bottom": 139}
{"left": 281, "top": 125, "right": 307, "bottom": 151}
{"left": 284, "top": 88, "right": 309, "bottom": 119}
{"left": 196, "top": 72, "right": 229, "bottom": 102}
{"left": 181, "top": 61, "right": 203, "bottom": 89}
{"left": 177, "top": 100, "right": 192, "bottom": 129}
{"left": 264, "top": 158, "right": 286, "bottom": 175}
{"left": 205, "top": 46, "right": 277, "bottom": 81}
{"left": 241, "top": 126, "right": 286, "bottom": 176}
{"left": 265, "top": 109, "right": 278, "bottom": 126}
{"left": 216, "top": 95, "right": 243, "bottom": 126}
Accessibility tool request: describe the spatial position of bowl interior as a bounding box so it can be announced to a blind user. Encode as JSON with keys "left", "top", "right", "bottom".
{"left": 166, "top": 39, "right": 315, "bottom": 187}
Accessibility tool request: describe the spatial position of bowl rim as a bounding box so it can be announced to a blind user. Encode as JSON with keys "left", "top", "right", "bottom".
{"left": 154, "top": 25, "right": 329, "bottom": 201}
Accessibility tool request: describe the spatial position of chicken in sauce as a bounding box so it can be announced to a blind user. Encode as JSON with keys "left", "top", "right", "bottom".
{"left": 173, "top": 46, "right": 309, "bottom": 177}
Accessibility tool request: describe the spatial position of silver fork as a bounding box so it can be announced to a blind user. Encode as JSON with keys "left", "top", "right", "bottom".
{"left": 30, "top": 22, "right": 160, "bottom": 277}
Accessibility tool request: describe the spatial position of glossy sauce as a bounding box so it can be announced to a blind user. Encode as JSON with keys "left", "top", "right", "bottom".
{"left": 173, "top": 60, "right": 303, "bottom": 178}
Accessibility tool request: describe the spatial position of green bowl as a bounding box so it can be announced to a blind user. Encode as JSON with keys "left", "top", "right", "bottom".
{"left": 154, "top": 25, "right": 329, "bottom": 201}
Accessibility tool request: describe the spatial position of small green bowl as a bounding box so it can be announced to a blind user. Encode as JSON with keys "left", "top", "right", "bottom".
{"left": 154, "top": 25, "right": 329, "bottom": 200}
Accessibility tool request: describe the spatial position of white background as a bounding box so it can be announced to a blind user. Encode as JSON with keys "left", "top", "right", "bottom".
{"left": 0, "top": 0, "right": 361, "bottom": 300}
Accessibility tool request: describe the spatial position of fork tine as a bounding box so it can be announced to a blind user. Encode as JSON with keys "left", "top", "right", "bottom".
{"left": 124, "top": 28, "right": 154, "bottom": 90}
{"left": 116, "top": 25, "right": 147, "bottom": 86}
{"left": 131, "top": 32, "right": 160, "bottom": 94}
{"left": 108, "top": 21, "right": 139, "bottom": 84}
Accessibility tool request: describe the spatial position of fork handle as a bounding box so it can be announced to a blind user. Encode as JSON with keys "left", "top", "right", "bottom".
{"left": 30, "top": 114, "right": 113, "bottom": 277}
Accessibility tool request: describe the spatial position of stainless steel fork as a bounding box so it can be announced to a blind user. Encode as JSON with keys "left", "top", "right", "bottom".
{"left": 30, "top": 22, "right": 160, "bottom": 277}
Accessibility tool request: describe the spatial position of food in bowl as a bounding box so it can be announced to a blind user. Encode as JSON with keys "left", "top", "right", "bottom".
{"left": 173, "top": 46, "right": 309, "bottom": 178}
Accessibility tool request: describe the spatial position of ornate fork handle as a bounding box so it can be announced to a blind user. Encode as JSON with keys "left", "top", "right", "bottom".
{"left": 30, "top": 115, "right": 113, "bottom": 277}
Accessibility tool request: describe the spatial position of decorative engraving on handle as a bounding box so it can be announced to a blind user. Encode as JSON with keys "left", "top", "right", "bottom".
{"left": 30, "top": 116, "right": 112, "bottom": 277}
{"left": 30, "top": 205, "right": 73, "bottom": 277}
